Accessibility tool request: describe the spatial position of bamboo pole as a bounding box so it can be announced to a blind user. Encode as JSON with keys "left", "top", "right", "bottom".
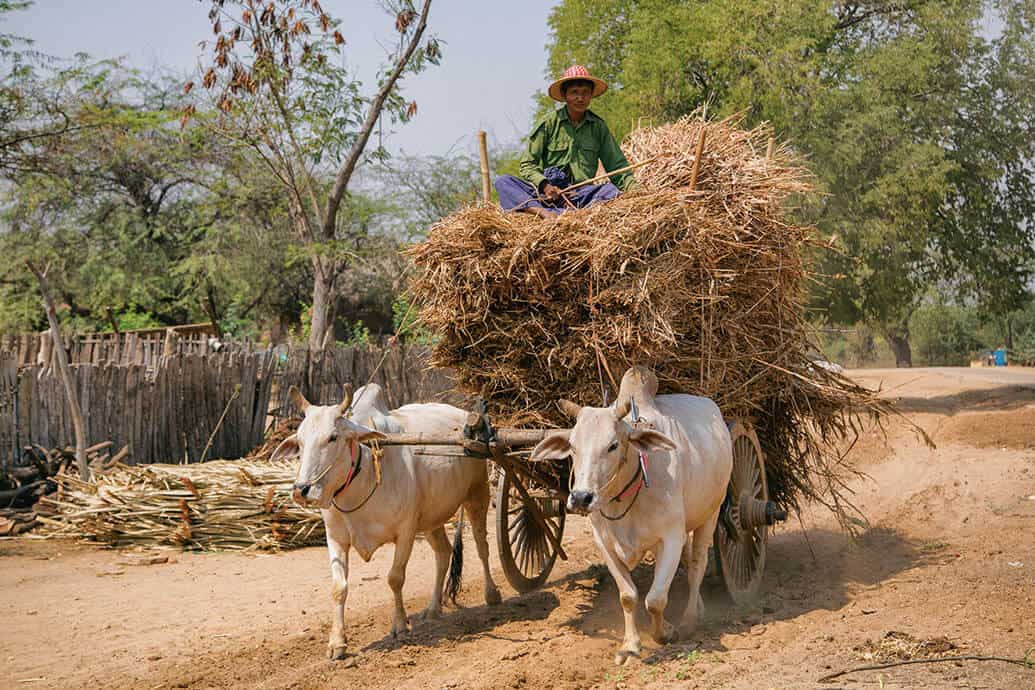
{"left": 477, "top": 130, "right": 491, "bottom": 202}
{"left": 765, "top": 136, "right": 775, "bottom": 163}
{"left": 559, "top": 156, "right": 658, "bottom": 194}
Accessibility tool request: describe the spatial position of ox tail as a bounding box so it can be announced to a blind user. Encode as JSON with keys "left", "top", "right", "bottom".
{"left": 445, "top": 507, "right": 464, "bottom": 606}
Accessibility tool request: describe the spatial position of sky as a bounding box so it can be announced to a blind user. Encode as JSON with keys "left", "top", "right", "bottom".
{"left": 5, "top": 0, "right": 561, "bottom": 158}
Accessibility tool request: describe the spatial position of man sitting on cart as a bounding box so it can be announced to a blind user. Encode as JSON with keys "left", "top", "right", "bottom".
{"left": 495, "top": 65, "right": 638, "bottom": 219}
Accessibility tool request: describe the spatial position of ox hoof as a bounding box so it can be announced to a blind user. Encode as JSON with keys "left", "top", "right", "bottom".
{"left": 485, "top": 587, "right": 502, "bottom": 606}
{"left": 327, "top": 645, "right": 349, "bottom": 661}
{"left": 652, "top": 621, "right": 678, "bottom": 645}
{"left": 390, "top": 623, "right": 411, "bottom": 640}
{"left": 614, "top": 648, "right": 640, "bottom": 666}
{"left": 419, "top": 606, "right": 442, "bottom": 621}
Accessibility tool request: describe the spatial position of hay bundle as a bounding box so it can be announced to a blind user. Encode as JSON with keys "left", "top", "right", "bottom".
{"left": 36, "top": 460, "right": 323, "bottom": 550}
{"left": 408, "top": 113, "right": 889, "bottom": 515}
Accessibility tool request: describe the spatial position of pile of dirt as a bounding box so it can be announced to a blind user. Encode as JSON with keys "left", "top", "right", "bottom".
{"left": 408, "top": 113, "right": 891, "bottom": 514}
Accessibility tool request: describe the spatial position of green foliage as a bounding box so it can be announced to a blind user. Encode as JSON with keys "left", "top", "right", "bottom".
{"left": 112, "top": 309, "right": 162, "bottom": 332}
{"left": 0, "top": 60, "right": 309, "bottom": 335}
{"left": 339, "top": 321, "right": 372, "bottom": 347}
{"left": 391, "top": 293, "right": 435, "bottom": 344}
{"left": 816, "top": 325, "right": 894, "bottom": 368}
{"left": 377, "top": 152, "right": 481, "bottom": 238}
{"left": 1012, "top": 327, "right": 1035, "bottom": 365}
{"left": 909, "top": 302, "right": 984, "bottom": 366}
{"left": 545, "top": 0, "right": 1035, "bottom": 363}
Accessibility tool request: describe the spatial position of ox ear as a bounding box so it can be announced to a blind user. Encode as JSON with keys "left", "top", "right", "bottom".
{"left": 270, "top": 434, "right": 300, "bottom": 462}
{"left": 530, "top": 431, "right": 571, "bottom": 462}
{"left": 628, "top": 429, "right": 677, "bottom": 453}
{"left": 556, "top": 399, "right": 582, "bottom": 419}
{"left": 334, "top": 417, "right": 387, "bottom": 445}
{"left": 289, "top": 386, "right": 310, "bottom": 413}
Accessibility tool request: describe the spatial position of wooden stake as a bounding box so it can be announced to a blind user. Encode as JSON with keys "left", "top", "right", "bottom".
{"left": 26, "top": 262, "right": 89, "bottom": 482}
{"left": 766, "top": 136, "right": 775, "bottom": 163}
{"left": 162, "top": 328, "right": 177, "bottom": 359}
{"left": 477, "top": 130, "right": 491, "bottom": 202}
{"left": 688, "top": 125, "right": 707, "bottom": 191}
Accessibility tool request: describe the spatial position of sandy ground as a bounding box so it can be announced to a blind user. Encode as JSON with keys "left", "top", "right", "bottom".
{"left": 2, "top": 367, "right": 1035, "bottom": 690}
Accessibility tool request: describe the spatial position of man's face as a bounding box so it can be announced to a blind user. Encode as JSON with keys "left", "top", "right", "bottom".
{"left": 564, "top": 83, "right": 593, "bottom": 116}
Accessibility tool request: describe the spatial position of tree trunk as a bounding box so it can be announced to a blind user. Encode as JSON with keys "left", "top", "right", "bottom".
{"left": 885, "top": 330, "right": 913, "bottom": 368}
{"left": 27, "top": 264, "right": 90, "bottom": 481}
{"left": 308, "top": 264, "right": 333, "bottom": 353}
{"left": 203, "top": 281, "right": 223, "bottom": 338}
{"left": 307, "top": 262, "right": 335, "bottom": 397}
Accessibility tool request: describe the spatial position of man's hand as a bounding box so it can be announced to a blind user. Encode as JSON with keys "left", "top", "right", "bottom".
{"left": 542, "top": 183, "right": 563, "bottom": 201}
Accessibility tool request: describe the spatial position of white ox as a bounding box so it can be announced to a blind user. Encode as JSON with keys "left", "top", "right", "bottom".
{"left": 274, "top": 384, "right": 500, "bottom": 659}
{"left": 531, "top": 367, "right": 732, "bottom": 665}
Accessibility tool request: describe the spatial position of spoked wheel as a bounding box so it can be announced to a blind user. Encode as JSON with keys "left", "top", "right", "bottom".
{"left": 714, "top": 420, "right": 778, "bottom": 607}
{"left": 496, "top": 469, "right": 566, "bottom": 593}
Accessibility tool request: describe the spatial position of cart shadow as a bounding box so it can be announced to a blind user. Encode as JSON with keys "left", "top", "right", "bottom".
{"left": 549, "top": 525, "right": 936, "bottom": 659}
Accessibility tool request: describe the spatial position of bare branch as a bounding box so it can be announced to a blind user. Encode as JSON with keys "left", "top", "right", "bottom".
{"left": 322, "top": 0, "right": 432, "bottom": 239}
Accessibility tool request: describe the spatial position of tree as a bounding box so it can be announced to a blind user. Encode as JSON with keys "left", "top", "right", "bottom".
{"left": 0, "top": 58, "right": 309, "bottom": 338}
{"left": 376, "top": 150, "right": 502, "bottom": 240}
{"left": 190, "top": 0, "right": 440, "bottom": 358}
{"left": 544, "top": 0, "right": 1035, "bottom": 367}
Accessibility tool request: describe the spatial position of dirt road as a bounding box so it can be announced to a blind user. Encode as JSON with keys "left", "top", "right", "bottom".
{"left": 2, "top": 368, "right": 1034, "bottom": 689}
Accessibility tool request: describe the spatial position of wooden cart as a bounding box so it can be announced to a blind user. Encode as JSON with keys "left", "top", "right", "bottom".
{"left": 376, "top": 404, "right": 786, "bottom": 603}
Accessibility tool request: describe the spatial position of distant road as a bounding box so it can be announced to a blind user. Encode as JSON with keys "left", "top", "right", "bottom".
{"left": 850, "top": 366, "right": 1035, "bottom": 388}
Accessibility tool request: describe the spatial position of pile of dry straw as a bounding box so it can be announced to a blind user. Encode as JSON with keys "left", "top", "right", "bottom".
{"left": 37, "top": 460, "right": 323, "bottom": 550}
{"left": 409, "top": 113, "right": 894, "bottom": 515}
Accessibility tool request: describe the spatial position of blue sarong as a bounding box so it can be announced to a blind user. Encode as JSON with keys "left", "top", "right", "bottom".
{"left": 494, "top": 174, "right": 620, "bottom": 215}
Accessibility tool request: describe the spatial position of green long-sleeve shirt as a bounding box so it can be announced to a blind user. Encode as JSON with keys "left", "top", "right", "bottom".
{"left": 519, "top": 107, "right": 636, "bottom": 192}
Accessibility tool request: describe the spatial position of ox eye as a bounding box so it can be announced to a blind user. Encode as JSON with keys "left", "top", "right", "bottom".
{"left": 607, "top": 441, "right": 619, "bottom": 453}
{"left": 328, "top": 433, "right": 338, "bottom": 444}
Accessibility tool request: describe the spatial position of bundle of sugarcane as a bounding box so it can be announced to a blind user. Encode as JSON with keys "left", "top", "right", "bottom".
{"left": 408, "top": 112, "right": 894, "bottom": 517}
{"left": 35, "top": 460, "right": 323, "bottom": 551}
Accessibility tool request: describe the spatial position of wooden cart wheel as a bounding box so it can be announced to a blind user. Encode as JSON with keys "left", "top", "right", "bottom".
{"left": 714, "top": 421, "right": 769, "bottom": 606}
{"left": 496, "top": 469, "right": 566, "bottom": 593}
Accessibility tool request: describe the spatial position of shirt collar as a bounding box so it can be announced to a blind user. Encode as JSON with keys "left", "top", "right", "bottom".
{"left": 557, "top": 106, "right": 600, "bottom": 125}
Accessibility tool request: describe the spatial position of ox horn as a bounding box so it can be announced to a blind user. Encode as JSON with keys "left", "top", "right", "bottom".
{"left": 288, "top": 385, "right": 310, "bottom": 413}
{"left": 338, "top": 384, "right": 354, "bottom": 416}
{"left": 614, "top": 394, "right": 631, "bottom": 420}
{"left": 556, "top": 399, "right": 583, "bottom": 419}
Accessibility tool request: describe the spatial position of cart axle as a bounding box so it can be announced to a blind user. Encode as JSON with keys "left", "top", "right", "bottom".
{"left": 738, "top": 494, "right": 787, "bottom": 530}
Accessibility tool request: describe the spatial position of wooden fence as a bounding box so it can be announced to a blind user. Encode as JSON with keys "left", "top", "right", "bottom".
{"left": 0, "top": 353, "right": 15, "bottom": 473}
{"left": 0, "top": 328, "right": 230, "bottom": 369}
{"left": 8, "top": 351, "right": 275, "bottom": 467}
{"left": 2, "top": 343, "right": 459, "bottom": 470}
{"left": 268, "top": 344, "right": 460, "bottom": 416}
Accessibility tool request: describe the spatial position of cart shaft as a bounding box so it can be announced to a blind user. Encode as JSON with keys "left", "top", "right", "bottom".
{"left": 373, "top": 428, "right": 567, "bottom": 449}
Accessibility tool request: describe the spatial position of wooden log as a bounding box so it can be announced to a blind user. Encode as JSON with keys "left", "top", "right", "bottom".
{"left": 111, "top": 444, "right": 129, "bottom": 465}
{"left": 478, "top": 130, "right": 491, "bottom": 202}
{"left": 0, "top": 480, "right": 46, "bottom": 508}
